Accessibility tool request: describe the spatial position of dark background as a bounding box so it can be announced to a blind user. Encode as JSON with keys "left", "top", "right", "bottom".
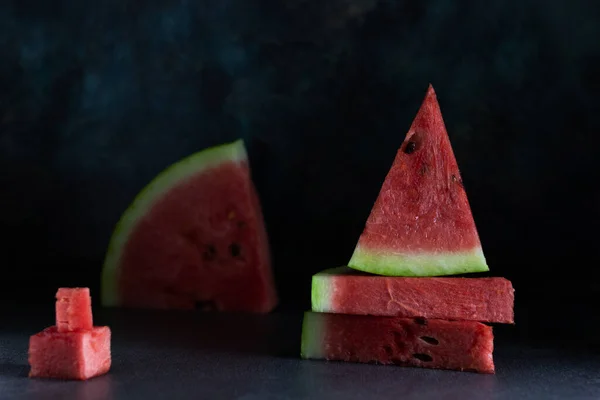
{"left": 0, "top": 0, "right": 598, "bottom": 341}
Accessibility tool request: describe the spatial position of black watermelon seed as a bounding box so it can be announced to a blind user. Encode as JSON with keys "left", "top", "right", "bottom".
{"left": 203, "top": 245, "right": 217, "bottom": 261}
{"left": 419, "top": 336, "right": 439, "bottom": 345}
{"left": 404, "top": 141, "right": 417, "bottom": 154}
{"left": 413, "top": 353, "right": 433, "bottom": 362}
{"left": 383, "top": 345, "right": 394, "bottom": 358}
{"left": 229, "top": 243, "right": 241, "bottom": 257}
{"left": 195, "top": 300, "right": 217, "bottom": 311}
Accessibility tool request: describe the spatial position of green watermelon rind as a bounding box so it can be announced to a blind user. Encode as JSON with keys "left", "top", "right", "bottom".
{"left": 300, "top": 311, "right": 324, "bottom": 359}
{"left": 311, "top": 266, "right": 364, "bottom": 313}
{"left": 348, "top": 245, "right": 489, "bottom": 277}
{"left": 100, "top": 139, "right": 248, "bottom": 307}
{"left": 311, "top": 271, "right": 335, "bottom": 313}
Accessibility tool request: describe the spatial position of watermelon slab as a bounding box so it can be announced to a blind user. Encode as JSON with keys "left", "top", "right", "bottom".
{"left": 312, "top": 267, "right": 514, "bottom": 323}
{"left": 348, "top": 85, "right": 488, "bottom": 276}
{"left": 29, "top": 287, "right": 111, "bottom": 380}
{"left": 29, "top": 326, "right": 112, "bottom": 380}
{"left": 101, "top": 139, "right": 277, "bottom": 312}
{"left": 300, "top": 311, "right": 494, "bottom": 373}
{"left": 56, "top": 288, "right": 93, "bottom": 332}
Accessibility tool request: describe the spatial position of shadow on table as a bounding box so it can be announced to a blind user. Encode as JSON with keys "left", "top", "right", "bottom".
{"left": 95, "top": 307, "right": 600, "bottom": 363}
{"left": 1, "top": 363, "right": 114, "bottom": 400}
{"left": 22, "top": 375, "right": 114, "bottom": 400}
{"left": 0, "top": 363, "right": 29, "bottom": 378}
{"left": 294, "top": 360, "right": 499, "bottom": 399}
{"left": 97, "top": 308, "right": 304, "bottom": 359}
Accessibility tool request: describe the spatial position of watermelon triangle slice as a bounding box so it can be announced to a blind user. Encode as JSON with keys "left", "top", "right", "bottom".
{"left": 348, "top": 85, "right": 488, "bottom": 276}
{"left": 101, "top": 140, "right": 277, "bottom": 312}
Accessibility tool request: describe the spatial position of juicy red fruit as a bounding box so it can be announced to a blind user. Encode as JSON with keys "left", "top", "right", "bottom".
{"left": 29, "top": 287, "right": 112, "bottom": 380}
{"left": 315, "top": 269, "right": 515, "bottom": 323}
{"left": 55, "top": 288, "right": 93, "bottom": 332}
{"left": 118, "top": 160, "right": 276, "bottom": 312}
{"left": 356, "top": 85, "right": 482, "bottom": 253}
{"left": 29, "top": 326, "right": 111, "bottom": 380}
{"left": 303, "top": 312, "right": 495, "bottom": 373}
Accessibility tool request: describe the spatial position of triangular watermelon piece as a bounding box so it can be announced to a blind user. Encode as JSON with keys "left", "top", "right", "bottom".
{"left": 348, "top": 85, "right": 488, "bottom": 276}
{"left": 101, "top": 140, "right": 277, "bottom": 312}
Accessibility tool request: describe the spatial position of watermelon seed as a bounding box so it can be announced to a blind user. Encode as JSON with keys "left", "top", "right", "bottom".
{"left": 414, "top": 317, "right": 428, "bottom": 325}
{"left": 392, "top": 332, "right": 406, "bottom": 352}
{"left": 203, "top": 245, "right": 217, "bottom": 261}
{"left": 403, "top": 141, "right": 417, "bottom": 154}
{"left": 229, "top": 243, "right": 241, "bottom": 257}
{"left": 419, "top": 336, "right": 439, "bottom": 345}
{"left": 413, "top": 353, "right": 433, "bottom": 362}
{"left": 237, "top": 221, "right": 247, "bottom": 228}
{"left": 383, "top": 345, "right": 394, "bottom": 358}
{"left": 195, "top": 300, "right": 217, "bottom": 311}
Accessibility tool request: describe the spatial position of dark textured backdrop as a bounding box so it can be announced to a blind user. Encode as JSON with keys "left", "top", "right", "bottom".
{"left": 1, "top": 0, "right": 598, "bottom": 340}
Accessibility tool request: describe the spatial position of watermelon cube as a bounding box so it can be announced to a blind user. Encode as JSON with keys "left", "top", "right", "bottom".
{"left": 55, "top": 287, "right": 93, "bottom": 332}
{"left": 29, "top": 287, "right": 111, "bottom": 380}
{"left": 301, "top": 312, "right": 495, "bottom": 373}
{"left": 28, "top": 326, "right": 111, "bottom": 380}
{"left": 312, "top": 267, "right": 515, "bottom": 323}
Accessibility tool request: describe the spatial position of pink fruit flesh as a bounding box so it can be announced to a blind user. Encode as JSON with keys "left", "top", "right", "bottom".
{"left": 55, "top": 287, "right": 93, "bottom": 332}
{"left": 355, "top": 85, "right": 483, "bottom": 254}
{"left": 303, "top": 312, "right": 495, "bottom": 374}
{"left": 316, "top": 269, "right": 514, "bottom": 323}
{"left": 28, "top": 326, "right": 111, "bottom": 380}
{"left": 118, "top": 160, "right": 277, "bottom": 312}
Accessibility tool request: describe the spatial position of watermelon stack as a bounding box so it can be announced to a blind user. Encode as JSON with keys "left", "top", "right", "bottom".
{"left": 29, "top": 288, "right": 112, "bottom": 380}
{"left": 300, "top": 85, "right": 515, "bottom": 374}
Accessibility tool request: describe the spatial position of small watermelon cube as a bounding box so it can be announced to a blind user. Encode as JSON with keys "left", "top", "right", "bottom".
{"left": 55, "top": 287, "right": 93, "bottom": 332}
{"left": 28, "top": 326, "right": 111, "bottom": 380}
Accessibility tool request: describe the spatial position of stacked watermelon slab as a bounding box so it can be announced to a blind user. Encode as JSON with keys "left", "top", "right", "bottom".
{"left": 301, "top": 86, "right": 515, "bottom": 374}
{"left": 28, "top": 288, "right": 112, "bottom": 380}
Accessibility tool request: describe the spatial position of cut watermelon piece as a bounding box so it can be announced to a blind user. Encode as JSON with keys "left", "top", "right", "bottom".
{"left": 29, "top": 326, "right": 111, "bottom": 380}
{"left": 29, "top": 287, "right": 111, "bottom": 380}
{"left": 301, "top": 311, "right": 494, "bottom": 373}
{"left": 55, "top": 288, "right": 93, "bottom": 332}
{"left": 348, "top": 85, "right": 488, "bottom": 276}
{"left": 101, "top": 139, "right": 277, "bottom": 312}
{"left": 312, "top": 267, "right": 514, "bottom": 323}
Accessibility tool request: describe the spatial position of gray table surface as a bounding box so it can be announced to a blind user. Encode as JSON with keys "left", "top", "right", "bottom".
{"left": 1, "top": 308, "right": 599, "bottom": 400}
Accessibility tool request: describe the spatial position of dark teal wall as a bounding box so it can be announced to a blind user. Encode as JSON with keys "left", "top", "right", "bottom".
{"left": 0, "top": 0, "right": 598, "bottom": 336}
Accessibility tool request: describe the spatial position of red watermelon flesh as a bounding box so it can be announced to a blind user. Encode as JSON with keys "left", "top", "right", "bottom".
{"left": 101, "top": 140, "right": 277, "bottom": 312}
{"left": 312, "top": 267, "right": 514, "bottom": 323}
{"left": 56, "top": 288, "right": 93, "bottom": 332}
{"left": 301, "top": 311, "right": 494, "bottom": 373}
{"left": 29, "top": 326, "right": 111, "bottom": 380}
{"left": 29, "top": 287, "right": 111, "bottom": 380}
{"left": 348, "top": 85, "right": 488, "bottom": 276}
